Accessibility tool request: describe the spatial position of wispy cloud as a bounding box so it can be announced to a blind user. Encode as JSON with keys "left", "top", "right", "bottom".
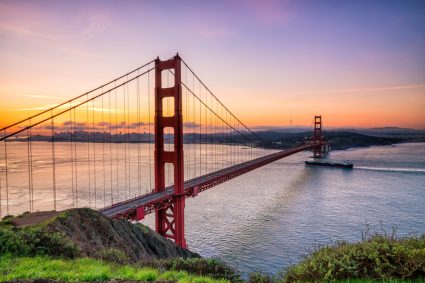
{"left": 0, "top": 24, "right": 55, "bottom": 41}
{"left": 17, "top": 104, "right": 61, "bottom": 111}
{"left": 287, "top": 84, "right": 425, "bottom": 96}
{"left": 17, "top": 104, "right": 123, "bottom": 113}
{"left": 0, "top": 1, "right": 105, "bottom": 59}
{"left": 21, "top": 94, "right": 59, "bottom": 99}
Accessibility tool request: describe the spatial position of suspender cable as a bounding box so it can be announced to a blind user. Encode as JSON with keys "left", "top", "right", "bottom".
{"left": 137, "top": 74, "right": 141, "bottom": 195}
{"left": 109, "top": 91, "right": 113, "bottom": 204}
{"left": 3, "top": 132, "right": 9, "bottom": 215}
{"left": 26, "top": 127, "right": 32, "bottom": 212}
{"left": 73, "top": 109, "right": 78, "bottom": 207}
{"left": 0, "top": 59, "right": 156, "bottom": 134}
{"left": 92, "top": 98, "right": 97, "bottom": 208}
{"left": 102, "top": 95, "right": 106, "bottom": 207}
{"left": 114, "top": 84, "right": 119, "bottom": 199}
{"left": 148, "top": 68, "right": 152, "bottom": 191}
{"left": 123, "top": 81, "right": 128, "bottom": 199}
{"left": 51, "top": 114, "right": 57, "bottom": 211}
{"left": 126, "top": 77, "right": 131, "bottom": 197}
{"left": 86, "top": 95, "right": 91, "bottom": 208}
{"left": 70, "top": 104, "right": 75, "bottom": 208}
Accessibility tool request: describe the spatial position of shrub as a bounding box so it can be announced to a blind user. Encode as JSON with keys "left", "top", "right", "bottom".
{"left": 249, "top": 272, "right": 274, "bottom": 283}
{"left": 0, "top": 226, "right": 78, "bottom": 258}
{"left": 282, "top": 234, "right": 425, "bottom": 282}
{"left": 97, "top": 247, "right": 129, "bottom": 264}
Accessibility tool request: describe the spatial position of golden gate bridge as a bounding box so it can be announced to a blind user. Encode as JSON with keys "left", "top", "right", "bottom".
{"left": 0, "top": 54, "right": 328, "bottom": 248}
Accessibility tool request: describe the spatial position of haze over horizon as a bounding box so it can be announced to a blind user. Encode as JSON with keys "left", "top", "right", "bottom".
{"left": 1, "top": 0, "right": 424, "bottom": 129}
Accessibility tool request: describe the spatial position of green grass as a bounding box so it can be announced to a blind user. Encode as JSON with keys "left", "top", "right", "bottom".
{"left": 335, "top": 280, "right": 424, "bottom": 283}
{"left": 0, "top": 254, "right": 230, "bottom": 283}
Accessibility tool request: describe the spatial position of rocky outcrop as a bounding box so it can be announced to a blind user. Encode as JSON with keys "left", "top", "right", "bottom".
{"left": 8, "top": 208, "right": 199, "bottom": 261}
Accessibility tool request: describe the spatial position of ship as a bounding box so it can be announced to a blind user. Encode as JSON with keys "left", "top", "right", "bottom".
{"left": 305, "top": 160, "right": 353, "bottom": 169}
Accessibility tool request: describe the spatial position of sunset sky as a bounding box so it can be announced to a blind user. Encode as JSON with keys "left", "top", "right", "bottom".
{"left": 1, "top": 0, "right": 424, "bottom": 129}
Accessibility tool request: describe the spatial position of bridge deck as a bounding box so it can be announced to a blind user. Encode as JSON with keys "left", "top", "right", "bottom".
{"left": 100, "top": 143, "right": 321, "bottom": 219}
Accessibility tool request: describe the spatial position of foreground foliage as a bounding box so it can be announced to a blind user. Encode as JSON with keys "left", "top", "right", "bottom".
{"left": 282, "top": 234, "right": 425, "bottom": 282}
{"left": 0, "top": 214, "right": 240, "bottom": 282}
{"left": 2, "top": 211, "right": 424, "bottom": 282}
{"left": 0, "top": 225, "right": 78, "bottom": 258}
{"left": 0, "top": 254, "right": 229, "bottom": 283}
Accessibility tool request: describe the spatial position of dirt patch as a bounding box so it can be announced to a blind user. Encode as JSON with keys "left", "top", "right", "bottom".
{"left": 10, "top": 211, "right": 62, "bottom": 227}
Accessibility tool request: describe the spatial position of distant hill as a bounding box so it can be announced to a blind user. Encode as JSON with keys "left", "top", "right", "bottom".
{"left": 256, "top": 130, "right": 424, "bottom": 150}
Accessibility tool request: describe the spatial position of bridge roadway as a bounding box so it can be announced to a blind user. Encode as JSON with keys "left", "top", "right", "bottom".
{"left": 100, "top": 142, "right": 323, "bottom": 220}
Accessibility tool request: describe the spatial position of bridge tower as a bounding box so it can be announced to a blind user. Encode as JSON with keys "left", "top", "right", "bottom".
{"left": 313, "top": 115, "right": 323, "bottom": 158}
{"left": 154, "top": 54, "right": 186, "bottom": 248}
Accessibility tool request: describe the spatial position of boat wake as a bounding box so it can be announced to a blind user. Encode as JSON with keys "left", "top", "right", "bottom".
{"left": 355, "top": 166, "right": 425, "bottom": 174}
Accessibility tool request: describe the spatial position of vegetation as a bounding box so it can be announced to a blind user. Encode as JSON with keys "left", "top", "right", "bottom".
{"left": 163, "top": 258, "right": 241, "bottom": 282}
{"left": 0, "top": 254, "right": 229, "bottom": 283}
{"left": 1, "top": 210, "right": 424, "bottom": 282}
{"left": 0, "top": 225, "right": 78, "bottom": 258}
{"left": 0, "top": 211, "right": 240, "bottom": 282}
{"left": 281, "top": 234, "right": 425, "bottom": 282}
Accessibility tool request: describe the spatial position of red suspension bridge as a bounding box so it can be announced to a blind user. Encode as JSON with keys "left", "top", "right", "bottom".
{"left": 0, "top": 54, "right": 328, "bottom": 248}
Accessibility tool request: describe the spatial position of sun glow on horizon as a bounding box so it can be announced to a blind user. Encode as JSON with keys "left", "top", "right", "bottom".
{"left": 1, "top": 1, "right": 424, "bottom": 130}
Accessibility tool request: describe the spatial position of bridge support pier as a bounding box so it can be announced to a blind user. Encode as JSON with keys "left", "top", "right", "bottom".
{"left": 154, "top": 54, "right": 186, "bottom": 248}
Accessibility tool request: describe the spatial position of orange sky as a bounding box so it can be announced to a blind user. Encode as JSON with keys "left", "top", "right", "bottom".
{"left": 1, "top": 1, "right": 425, "bottom": 130}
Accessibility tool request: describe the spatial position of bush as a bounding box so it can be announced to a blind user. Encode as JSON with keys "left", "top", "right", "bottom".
{"left": 249, "top": 272, "right": 274, "bottom": 283}
{"left": 97, "top": 247, "right": 129, "bottom": 264}
{"left": 0, "top": 226, "right": 78, "bottom": 258}
{"left": 282, "top": 234, "right": 425, "bottom": 282}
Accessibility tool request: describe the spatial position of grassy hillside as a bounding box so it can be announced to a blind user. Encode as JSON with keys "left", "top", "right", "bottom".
{"left": 1, "top": 209, "right": 423, "bottom": 282}
{"left": 0, "top": 209, "right": 240, "bottom": 282}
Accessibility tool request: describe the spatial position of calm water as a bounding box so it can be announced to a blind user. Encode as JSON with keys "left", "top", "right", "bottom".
{"left": 1, "top": 142, "right": 424, "bottom": 275}
{"left": 145, "top": 142, "right": 425, "bottom": 275}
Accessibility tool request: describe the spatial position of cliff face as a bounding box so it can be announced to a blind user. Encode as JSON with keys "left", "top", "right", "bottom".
{"left": 7, "top": 208, "right": 199, "bottom": 261}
